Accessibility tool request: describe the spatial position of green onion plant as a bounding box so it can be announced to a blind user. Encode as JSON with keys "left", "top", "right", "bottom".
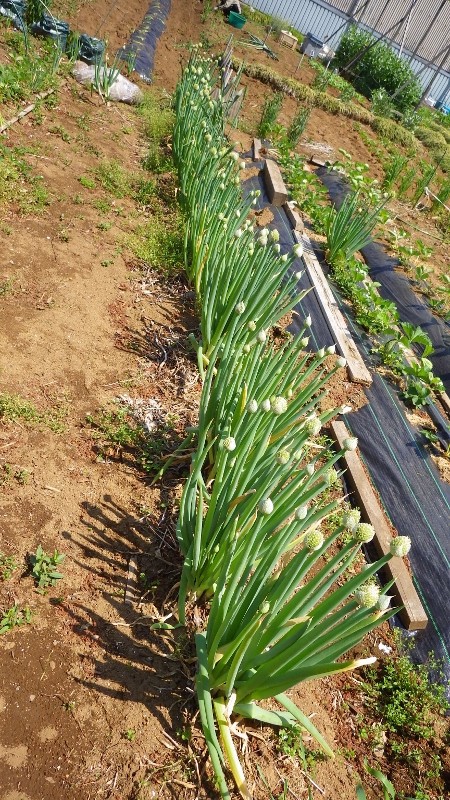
{"left": 170, "top": 50, "right": 413, "bottom": 799}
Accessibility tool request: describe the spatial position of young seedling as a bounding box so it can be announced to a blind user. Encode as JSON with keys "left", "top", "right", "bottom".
{"left": 29, "top": 545, "right": 65, "bottom": 589}
{"left": 0, "top": 605, "right": 32, "bottom": 634}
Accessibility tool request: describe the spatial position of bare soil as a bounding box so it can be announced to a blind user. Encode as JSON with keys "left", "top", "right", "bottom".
{"left": 0, "top": 3, "right": 448, "bottom": 800}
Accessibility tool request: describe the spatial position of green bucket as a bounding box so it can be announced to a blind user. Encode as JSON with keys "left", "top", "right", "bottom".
{"left": 228, "top": 11, "right": 246, "bottom": 29}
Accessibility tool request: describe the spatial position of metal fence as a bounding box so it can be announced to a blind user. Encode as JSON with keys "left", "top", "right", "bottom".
{"left": 244, "top": 0, "right": 450, "bottom": 104}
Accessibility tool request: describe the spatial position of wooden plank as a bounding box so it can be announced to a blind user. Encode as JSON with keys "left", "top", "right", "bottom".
{"left": 309, "top": 155, "right": 327, "bottom": 168}
{"left": 330, "top": 420, "right": 428, "bottom": 631}
{"left": 283, "top": 201, "right": 304, "bottom": 232}
{"left": 0, "top": 88, "right": 55, "bottom": 135}
{"left": 253, "top": 138, "right": 263, "bottom": 161}
{"left": 263, "top": 158, "right": 288, "bottom": 206}
{"left": 296, "top": 231, "right": 372, "bottom": 385}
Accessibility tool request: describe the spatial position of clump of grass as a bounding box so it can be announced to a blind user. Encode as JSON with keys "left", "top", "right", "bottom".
{"left": 0, "top": 392, "right": 67, "bottom": 433}
{"left": 94, "top": 159, "right": 131, "bottom": 198}
{"left": 0, "top": 143, "right": 49, "bottom": 215}
{"left": 128, "top": 216, "right": 184, "bottom": 275}
{"left": 138, "top": 89, "right": 174, "bottom": 173}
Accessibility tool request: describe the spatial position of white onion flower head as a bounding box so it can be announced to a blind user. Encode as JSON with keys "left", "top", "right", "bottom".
{"left": 304, "top": 315, "right": 312, "bottom": 328}
{"left": 259, "top": 600, "right": 270, "bottom": 614}
{"left": 304, "top": 413, "right": 322, "bottom": 437}
{"left": 205, "top": 132, "right": 212, "bottom": 142}
{"left": 337, "top": 356, "right": 347, "bottom": 368}
{"left": 355, "top": 583, "right": 380, "bottom": 608}
{"left": 306, "top": 463, "right": 315, "bottom": 476}
{"left": 293, "top": 242, "right": 303, "bottom": 258}
{"left": 281, "top": 253, "right": 288, "bottom": 262}
{"left": 326, "top": 467, "right": 338, "bottom": 486}
{"left": 257, "top": 234, "right": 268, "bottom": 246}
{"left": 390, "top": 536, "right": 411, "bottom": 558}
{"left": 230, "top": 151, "right": 239, "bottom": 161}
{"left": 243, "top": 344, "right": 251, "bottom": 354}
{"left": 274, "top": 243, "right": 281, "bottom": 254}
{"left": 271, "top": 396, "right": 287, "bottom": 415}
{"left": 222, "top": 436, "right": 236, "bottom": 452}
{"left": 343, "top": 508, "right": 361, "bottom": 531}
{"left": 235, "top": 301, "right": 245, "bottom": 314}
{"left": 300, "top": 337, "right": 309, "bottom": 348}
{"left": 295, "top": 504, "right": 308, "bottom": 520}
{"left": 354, "top": 523, "right": 375, "bottom": 543}
{"left": 270, "top": 229, "right": 280, "bottom": 242}
{"left": 234, "top": 228, "right": 243, "bottom": 239}
{"left": 295, "top": 271, "right": 303, "bottom": 280}
{"left": 261, "top": 399, "right": 271, "bottom": 412}
{"left": 326, "top": 344, "right": 336, "bottom": 355}
{"left": 257, "top": 329, "right": 267, "bottom": 343}
{"left": 246, "top": 399, "right": 258, "bottom": 414}
{"left": 305, "top": 528, "right": 324, "bottom": 551}
{"left": 317, "top": 347, "right": 325, "bottom": 358}
{"left": 377, "top": 595, "right": 393, "bottom": 612}
{"left": 234, "top": 175, "right": 240, "bottom": 185}
{"left": 247, "top": 320, "right": 256, "bottom": 332}
{"left": 343, "top": 437, "right": 358, "bottom": 452}
{"left": 258, "top": 497, "right": 274, "bottom": 515}
{"left": 276, "top": 449, "right": 290, "bottom": 465}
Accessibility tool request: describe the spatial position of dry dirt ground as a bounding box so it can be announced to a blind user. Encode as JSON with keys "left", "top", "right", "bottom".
{"left": 0, "top": 3, "right": 448, "bottom": 800}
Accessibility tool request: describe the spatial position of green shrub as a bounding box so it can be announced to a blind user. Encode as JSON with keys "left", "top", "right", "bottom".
{"left": 334, "top": 25, "right": 421, "bottom": 112}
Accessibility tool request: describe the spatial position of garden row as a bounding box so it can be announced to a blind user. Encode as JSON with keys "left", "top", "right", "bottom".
{"left": 170, "top": 49, "right": 412, "bottom": 799}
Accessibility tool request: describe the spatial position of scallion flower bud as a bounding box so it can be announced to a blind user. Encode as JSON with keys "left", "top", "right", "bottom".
{"left": 337, "top": 356, "right": 347, "bottom": 367}
{"left": 390, "top": 536, "right": 411, "bottom": 558}
{"left": 293, "top": 243, "right": 303, "bottom": 258}
{"left": 305, "top": 528, "right": 324, "bottom": 551}
{"left": 257, "top": 329, "right": 267, "bottom": 343}
{"left": 326, "top": 344, "right": 336, "bottom": 355}
{"left": 343, "top": 437, "right": 358, "bottom": 451}
{"left": 258, "top": 497, "right": 273, "bottom": 515}
{"left": 295, "top": 504, "right": 308, "bottom": 520}
{"left": 304, "top": 315, "right": 312, "bottom": 327}
{"left": 304, "top": 414, "right": 321, "bottom": 436}
{"left": 271, "top": 396, "right": 287, "bottom": 414}
{"left": 246, "top": 399, "right": 258, "bottom": 414}
{"left": 235, "top": 301, "right": 245, "bottom": 314}
{"left": 261, "top": 399, "right": 271, "bottom": 412}
{"left": 377, "top": 595, "right": 393, "bottom": 612}
{"left": 354, "top": 523, "right": 375, "bottom": 543}
{"left": 222, "top": 436, "right": 236, "bottom": 452}
{"left": 276, "top": 449, "right": 290, "bottom": 465}
{"left": 343, "top": 509, "right": 360, "bottom": 531}
{"left": 355, "top": 583, "right": 380, "bottom": 608}
{"left": 270, "top": 229, "right": 280, "bottom": 242}
{"left": 326, "top": 467, "right": 338, "bottom": 486}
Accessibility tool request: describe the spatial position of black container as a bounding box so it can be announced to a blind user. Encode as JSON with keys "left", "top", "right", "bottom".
{"left": 31, "top": 13, "right": 70, "bottom": 50}
{"left": 77, "top": 33, "right": 105, "bottom": 65}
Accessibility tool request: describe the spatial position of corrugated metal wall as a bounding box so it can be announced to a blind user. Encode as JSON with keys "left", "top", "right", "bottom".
{"left": 246, "top": 0, "right": 450, "bottom": 103}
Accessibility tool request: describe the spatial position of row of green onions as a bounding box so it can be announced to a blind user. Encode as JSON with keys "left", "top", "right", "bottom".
{"left": 170, "top": 49, "right": 412, "bottom": 799}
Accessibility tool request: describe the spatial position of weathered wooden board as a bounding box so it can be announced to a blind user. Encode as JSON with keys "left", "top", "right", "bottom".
{"left": 331, "top": 420, "right": 428, "bottom": 631}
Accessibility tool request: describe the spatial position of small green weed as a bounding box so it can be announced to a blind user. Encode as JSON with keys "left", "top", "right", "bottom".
{"left": 128, "top": 216, "right": 184, "bottom": 275}
{"left": 0, "top": 605, "right": 32, "bottom": 634}
{"left": 0, "top": 277, "right": 14, "bottom": 296}
{"left": 0, "top": 553, "right": 19, "bottom": 580}
{"left": 97, "top": 220, "right": 112, "bottom": 231}
{"left": 94, "top": 159, "right": 131, "bottom": 198}
{"left": 79, "top": 175, "right": 96, "bottom": 189}
{"left": 123, "top": 728, "right": 136, "bottom": 742}
{"left": 49, "top": 124, "right": 71, "bottom": 143}
{"left": 0, "top": 392, "right": 67, "bottom": 432}
{"left": 361, "top": 639, "right": 449, "bottom": 740}
{"left": 29, "top": 545, "right": 65, "bottom": 589}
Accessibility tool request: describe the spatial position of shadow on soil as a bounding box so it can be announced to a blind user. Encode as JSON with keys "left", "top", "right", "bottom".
{"left": 60, "top": 493, "right": 218, "bottom": 798}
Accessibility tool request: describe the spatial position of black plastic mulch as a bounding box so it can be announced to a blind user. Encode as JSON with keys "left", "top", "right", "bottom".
{"left": 317, "top": 167, "right": 450, "bottom": 394}
{"left": 243, "top": 166, "right": 450, "bottom": 684}
{"left": 116, "top": 0, "right": 171, "bottom": 82}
